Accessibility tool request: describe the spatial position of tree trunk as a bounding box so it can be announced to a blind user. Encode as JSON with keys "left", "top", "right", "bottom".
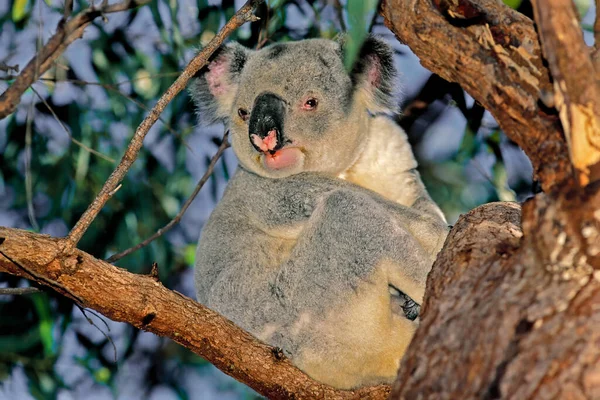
{"left": 391, "top": 193, "right": 600, "bottom": 399}
{"left": 382, "top": 0, "right": 600, "bottom": 398}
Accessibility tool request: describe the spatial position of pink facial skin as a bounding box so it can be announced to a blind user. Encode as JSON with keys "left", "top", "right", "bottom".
{"left": 263, "top": 147, "right": 303, "bottom": 170}
{"left": 206, "top": 58, "right": 229, "bottom": 97}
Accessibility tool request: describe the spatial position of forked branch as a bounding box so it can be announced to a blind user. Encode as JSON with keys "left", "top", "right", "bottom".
{"left": 381, "top": 0, "right": 573, "bottom": 192}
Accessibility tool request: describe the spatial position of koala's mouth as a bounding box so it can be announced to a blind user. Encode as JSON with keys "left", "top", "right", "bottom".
{"left": 251, "top": 130, "right": 303, "bottom": 171}
{"left": 261, "top": 147, "right": 304, "bottom": 170}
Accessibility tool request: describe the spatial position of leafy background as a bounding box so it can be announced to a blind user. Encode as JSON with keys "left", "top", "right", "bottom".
{"left": 0, "top": 0, "right": 594, "bottom": 398}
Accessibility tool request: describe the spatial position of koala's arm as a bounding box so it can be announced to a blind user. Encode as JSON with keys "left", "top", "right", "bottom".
{"left": 197, "top": 169, "right": 448, "bottom": 307}
{"left": 341, "top": 116, "right": 447, "bottom": 223}
{"left": 232, "top": 167, "right": 447, "bottom": 250}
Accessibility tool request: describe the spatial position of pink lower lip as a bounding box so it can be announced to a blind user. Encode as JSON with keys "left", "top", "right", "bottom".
{"left": 263, "top": 147, "right": 303, "bottom": 170}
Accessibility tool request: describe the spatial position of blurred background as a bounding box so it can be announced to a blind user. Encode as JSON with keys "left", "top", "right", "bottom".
{"left": 0, "top": 0, "right": 594, "bottom": 398}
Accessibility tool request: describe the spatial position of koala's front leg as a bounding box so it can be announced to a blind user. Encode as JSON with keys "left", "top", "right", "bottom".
{"left": 273, "top": 188, "right": 432, "bottom": 311}
{"left": 267, "top": 188, "right": 433, "bottom": 388}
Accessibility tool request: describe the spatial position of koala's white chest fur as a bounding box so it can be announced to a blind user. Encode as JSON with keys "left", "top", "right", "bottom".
{"left": 339, "top": 116, "right": 418, "bottom": 205}
{"left": 339, "top": 116, "right": 446, "bottom": 222}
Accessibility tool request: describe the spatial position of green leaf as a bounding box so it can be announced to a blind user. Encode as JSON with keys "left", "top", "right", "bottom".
{"left": 501, "top": 0, "right": 522, "bottom": 9}
{"left": 11, "top": 0, "right": 29, "bottom": 22}
{"left": 94, "top": 367, "right": 111, "bottom": 384}
{"left": 32, "top": 293, "right": 55, "bottom": 357}
{"left": 344, "top": 0, "right": 379, "bottom": 70}
{"left": 574, "top": 0, "right": 591, "bottom": 17}
{"left": 184, "top": 244, "right": 196, "bottom": 266}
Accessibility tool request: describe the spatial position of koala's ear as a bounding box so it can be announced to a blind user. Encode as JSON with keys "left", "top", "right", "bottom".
{"left": 189, "top": 42, "right": 250, "bottom": 125}
{"left": 349, "top": 36, "right": 398, "bottom": 115}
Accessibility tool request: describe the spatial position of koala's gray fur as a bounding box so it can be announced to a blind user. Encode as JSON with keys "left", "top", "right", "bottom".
{"left": 190, "top": 37, "right": 448, "bottom": 389}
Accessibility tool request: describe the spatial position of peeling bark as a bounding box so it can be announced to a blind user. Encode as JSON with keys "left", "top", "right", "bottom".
{"left": 531, "top": 0, "right": 600, "bottom": 186}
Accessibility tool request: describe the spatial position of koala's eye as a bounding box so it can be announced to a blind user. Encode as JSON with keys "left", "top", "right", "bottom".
{"left": 238, "top": 108, "right": 249, "bottom": 122}
{"left": 303, "top": 98, "right": 318, "bottom": 111}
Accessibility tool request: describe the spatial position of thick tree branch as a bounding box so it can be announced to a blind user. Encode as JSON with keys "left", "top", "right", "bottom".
{"left": 382, "top": 0, "right": 573, "bottom": 192}
{"left": 0, "top": 0, "right": 151, "bottom": 120}
{"left": 531, "top": 0, "right": 600, "bottom": 186}
{"left": 391, "top": 189, "right": 600, "bottom": 399}
{"left": 0, "top": 227, "right": 389, "bottom": 400}
{"left": 65, "top": 0, "right": 263, "bottom": 248}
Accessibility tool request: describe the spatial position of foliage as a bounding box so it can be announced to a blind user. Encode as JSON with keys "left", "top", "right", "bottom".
{"left": 0, "top": 0, "right": 535, "bottom": 398}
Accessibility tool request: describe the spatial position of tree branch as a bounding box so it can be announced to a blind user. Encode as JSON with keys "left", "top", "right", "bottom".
{"left": 0, "top": 227, "right": 390, "bottom": 400}
{"left": 381, "top": 0, "right": 573, "bottom": 192}
{"left": 0, "top": 0, "right": 151, "bottom": 120}
{"left": 0, "top": 287, "right": 42, "bottom": 295}
{"left": 0, "top": 63, "right": 19, "bottom": 73}
{"left": 531, "top": 0, "right": 600, "bottom": 186}
{"left": 391, "top": 190, "right": 600, "bottom": 399}
{"left": 65, "top": 0, "right": 263, "bottom": 248}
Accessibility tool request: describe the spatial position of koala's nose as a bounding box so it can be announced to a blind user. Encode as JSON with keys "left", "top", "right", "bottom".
{"left": 249, "top": 92, "right": 286, "bottom": 153}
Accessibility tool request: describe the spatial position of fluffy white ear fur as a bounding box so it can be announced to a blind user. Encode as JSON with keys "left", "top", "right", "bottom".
{"left": 189, "top": 43, "right": 251, "bottom": 125}
{"left": 350, "top": 36, "right": 400, "bottom": 115}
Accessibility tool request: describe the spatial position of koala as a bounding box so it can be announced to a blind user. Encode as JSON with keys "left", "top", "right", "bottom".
{"left": 190, "top": 37, "right": 448, "bottom": 389}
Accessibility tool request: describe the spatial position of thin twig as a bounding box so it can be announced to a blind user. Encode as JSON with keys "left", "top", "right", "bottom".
{"left": 0, "top": 0, "right": 152, "bottom": 120}
{"left": 63, "top": 0, "right": 74, "bottom": 19}
{"left": 0, "top": 63, "right": 19, "bottom": 73}
{"left": 0, "top": 287, "right": 42, "bottom": 295}
{"left": 31, "top": 86, "right": 115, "bottom": 163}
{"left": 66, "top": 0, "right": 263, "bottom": 248}
{"left": 78, "top": 305, "right": 118, "bottom": 363}
{"left": 333, "top": 0, "right": 347, "bottom": 31}
{"left": 25, "top": 99, "right": 39, "bottom": 231}
{"left": 106, "top": 131, "right": 230, "bottom": 263}
{"left": 595, "top": 0, "right": 600, "bottom": 49}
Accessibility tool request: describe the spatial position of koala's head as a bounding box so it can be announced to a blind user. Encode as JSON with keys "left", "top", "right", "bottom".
{"left": 190, "top": 37, "right": 398, "bottom": 178}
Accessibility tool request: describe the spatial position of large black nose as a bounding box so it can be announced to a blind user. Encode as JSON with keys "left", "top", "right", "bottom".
{"left": 249, "top": 92, "right": 286, "bottom": 151}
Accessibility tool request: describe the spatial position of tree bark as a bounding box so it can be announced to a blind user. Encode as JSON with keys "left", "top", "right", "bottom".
{"left": 381, "top": 1, "right": 600, "bottom": 398}
{"left": 531, "top": 0, "right": 600, "bottom": 186}
{"left": 392, "top": 188, "right": 600, "bottom": 399}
